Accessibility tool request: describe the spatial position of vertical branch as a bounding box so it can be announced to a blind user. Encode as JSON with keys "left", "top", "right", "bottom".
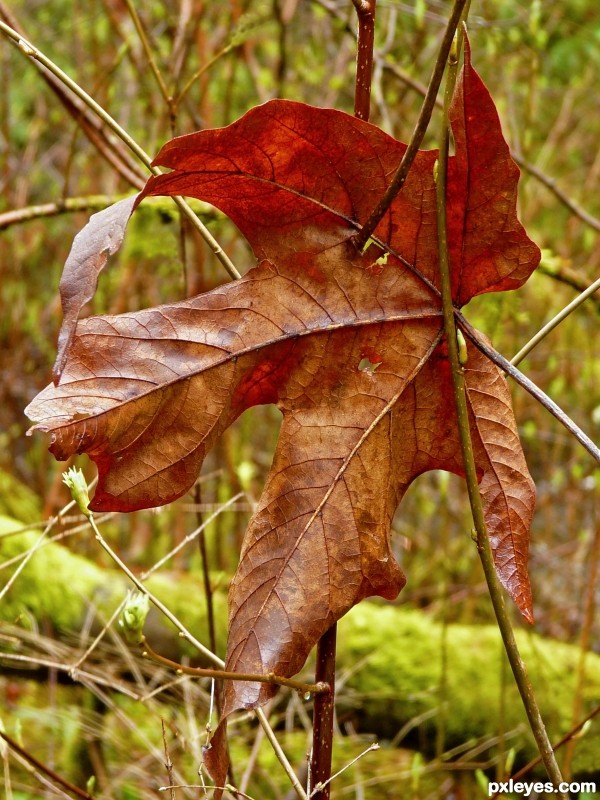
{"left": 273, "top": 0, "right": 289, "bottom": 96}
{"left": 194, "top": 484, "right": 218, "bottom": 656}
{"left": 354, "top": 0, "right": 468, "bottom": 251}
{"left": 352, "top": 0, "right": 376, "bottom": 121}
{"left": 434, "top": 28, "right": 567, "bottom": 799}
{"left": 308, "top": 5, "right": 379, "bottom": 792}
{"left": 309, "top": 623, "right": 337, "bottom": 800}
{"left": 194, "top": 482, "right": 221, "bottom": 724}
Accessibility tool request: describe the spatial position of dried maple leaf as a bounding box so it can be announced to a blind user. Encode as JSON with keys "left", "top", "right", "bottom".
{"left": 26, "top": 46, "right": 539, "bottom": 743}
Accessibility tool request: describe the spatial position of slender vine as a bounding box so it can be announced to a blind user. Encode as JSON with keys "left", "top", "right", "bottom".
{"left": 434, "top": 29, "right": 568, "bottom": 798}
{"left": 354, "top": 0, "right": 469, "bottom": 251}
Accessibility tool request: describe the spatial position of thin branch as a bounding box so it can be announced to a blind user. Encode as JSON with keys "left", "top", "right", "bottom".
{"left": 0, "top": 18, "right": 241, "bottom": 281}
{"left": 140, "top": 636, "right": 329, "bottom": 696}
{"left": 510, "top": 273, "right": 600, "bottom": 366}
{"left": 537, "top": 260, "right": 600, "bottom": 312}
{"left": 83, "top": 510, "right": 306, "bottom": 799}
{"left": 193, "top": 483, "right": 219, "bottom": 674}
{"left": 140, "top": 492, "right": 244, "bottom": 580}
{"left": 0, "top": 195, "right": 121, "bottom": 230}
{"left": 70, "top": 597, "right": 127, "bottom": 672}
{"left": 435, "top": 33, "right": 567, "bottom": 795}
{"left": 354, "top": 0, "right": 469, "bottom": 251}
{"left": 380, "top": 53, "right": 600, "bottom": 239}
{"left": 459, "top": 317, "right": 600, "bottom": 465}
{"left": 158, "top": 784, "right": 257, "bottom": 799}
{"left": 352, "top": 0, "right": 376, "bottom": 121}
{"left": 562, "top": 521, "right": 600, "bottom": 778}
{"left": 175, "top": 43, "right": 235, "bottom": 107}
{"left": 0, "top": 482, "right": 94, "bottom": 600}
{"left": 255, "top": 707, "right": 308, "bottom": 800}
{"left": 0, "top": 23, "right": 148, "bottom": 171}
{"left": 310, "top": 743, "right": 379, "bottom": 798}
{"left": 175, "top": 6, "right": 270, "bottom": 107}
{"left": 85, "top": 512, "right": 223, "bottom": 666}
{"left": 0, "top": 730, "right": 95, "bottom": 800}
{"left": 309, "top": 623, "right": 337, "bottom": 800}
{"left": 161, "top": 720, "right": 176, "bottom": 800}
{"left": 514, "top": 154, "right": 600, "bottom": 234}
{"left": 0, "top": 2, "right": 145, "bottom": 188}
{"left": 122, "top": 0, "right": 173, "bottom": 111}
{"left": 491, "top": 703, "right": 600, "bottom": 795}
{"left": 0, "top": 652, "right": 140, "bottom": 699}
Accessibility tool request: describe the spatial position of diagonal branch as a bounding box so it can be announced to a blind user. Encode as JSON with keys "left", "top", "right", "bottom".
{"left": 0, "top": 16, "right": 241, "bottom": 281}
{"left": 510, "top": 273, "right": 600, "bottom": 365}
{"left": 0, "top": 729, "right": 95, "bottom": 800}
{"left": 459, "top": 315, "right": 600, "bottom": 465}
{"left": 354, "top": 0, "right": 469, "bottom": 250}
{"left": 0, "top": 1, "right": 145, "bottom": 189}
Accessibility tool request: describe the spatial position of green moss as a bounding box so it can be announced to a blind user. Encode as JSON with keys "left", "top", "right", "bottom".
{"left": 0, "top": 515, "right": 222, "bottom": 659}
{"left": 3, "top": 516, "right": 599, "bottom": 776}
{"left": 339, "top": 604, "right": 600, "bottom": 775}
{"left": 143, "top": 570, "right": 228, "bottom": 661}
{"left": 0, "top": 471, "right": 42, "bottom": 524}
{"left": 0, "top": 517, "right": 121, "bottom": 631}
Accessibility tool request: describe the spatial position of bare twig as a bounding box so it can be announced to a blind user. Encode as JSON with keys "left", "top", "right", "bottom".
{"left": 141, "top": 636, "right": 330, "bottom": 697}
{"left": 161, "top": 720, "right": 176, "bottom": 800}
{"left": 0, "top": 18, "right": 241, "bottom": 280}
{"left": 122, "top": 0, "right": 173, "bottom": 113}
{"left": 310, "top": 742, "right": 379, "bottom": 798}
{"left": 0, "top": 730, "right": 95, "bottom": 800}
{"left": 0, "top": 651, "right": 140, "bottom": 699}
{"left": 0, "top": 2, "right": 145, "bottom": 188}
{"left": 158, "top": 785, "right": 257, "bottom": 799}
{"left": 84, "top": 512, "right": 222, "bottom": 665}
{"left": 354, "top": 0, "right": 469, "bottom": 250}
{"left": 140, "top": 492, "right": 244, "bottom": 580}
{"left": 490, "top": 703, "right": 600, "bottom": 795}
{"left": 510, "top": 273, "right": 600, "bottom": 366}
{"left": 459, "top": 318, "right": 600, "bottom": 465}
{"left": 514, "top": 155, "right": 600, "bottom": 234}
{"left": 0, "top": 195, "right": 121, "bottom": 230}
{"left": 380, "top": 51, "right": 600, "bottom": 239}
{"left": 0, "top": 481, "right": 95, "bottom": 600}
{"left": 352, "top": 1, "right": 376, "bottom": 121}
{"left": 80, "top": 509, "right": 306, "bottom": 799}
{"left": 434, "top": 31, "right": 567, "bottom": 797}
{"left": 561, "top": 521, "right": 600, "bottom": 778}
{"left": 193, "top": 483, "right": 219, "bottom": 673}
{"left": 255, "top": 707, "right": 307, "bottom": 800}
{"left": 537, "top": 260, "right": 600, "bottom": 312}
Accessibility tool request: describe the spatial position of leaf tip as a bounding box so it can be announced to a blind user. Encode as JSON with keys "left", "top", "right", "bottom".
{"left": 51, "top": 344, "right": 69, "bottom": 387}
{"left": 520, "top": 603, "right": 534, "bottom": 626}
{"left": 202, "top": 720, "right": 229, "bottom": 800}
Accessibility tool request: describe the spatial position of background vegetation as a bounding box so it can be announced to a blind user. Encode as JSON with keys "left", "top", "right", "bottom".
{"left": 1, "top": 1, "right": 599, "bottom": 798}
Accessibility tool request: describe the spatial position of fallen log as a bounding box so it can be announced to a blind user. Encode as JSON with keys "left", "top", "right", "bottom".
{"left": 2, "top": 516, "right": 599, "bottom": 776}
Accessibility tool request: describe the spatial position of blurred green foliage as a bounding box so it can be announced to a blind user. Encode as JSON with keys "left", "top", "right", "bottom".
{"left": 1, "top": 1, "right": 599, "bottom": 797}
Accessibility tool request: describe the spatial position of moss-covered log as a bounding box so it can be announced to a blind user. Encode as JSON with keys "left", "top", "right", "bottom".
{"left": 2, "top": 515, "right": 599, "bottom": 775}
{"left": 337, "top": 604, "right": 600, "bottom": 776}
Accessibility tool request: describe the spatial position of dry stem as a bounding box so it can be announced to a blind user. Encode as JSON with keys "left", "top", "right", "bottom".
{"left": 434, "top": 29, "right": 567, "bottom": 798}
